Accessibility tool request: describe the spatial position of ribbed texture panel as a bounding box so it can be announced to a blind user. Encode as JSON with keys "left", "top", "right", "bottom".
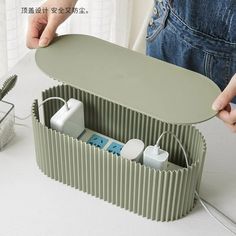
{"left": 32, "top": 85, "right": 206, "bottom": 221}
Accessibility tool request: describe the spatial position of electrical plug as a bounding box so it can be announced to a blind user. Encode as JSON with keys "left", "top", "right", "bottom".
{"left": 50, "top": 98, "right": 85, "bottom": 139}
{"left": 143, "top": 145, "right": 169, "bottom": 170}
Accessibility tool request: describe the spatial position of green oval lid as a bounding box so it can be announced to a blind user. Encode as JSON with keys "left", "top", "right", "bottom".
{"left": 35, "top": 34, "right": 221, "bottom": 124}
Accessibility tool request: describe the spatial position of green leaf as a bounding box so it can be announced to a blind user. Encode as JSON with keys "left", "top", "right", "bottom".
{"left": 0, "top": 75, "right": 17, "bottom": 100}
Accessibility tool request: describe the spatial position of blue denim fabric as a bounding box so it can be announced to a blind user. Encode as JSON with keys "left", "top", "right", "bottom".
{"left": 146, "top": 0, "right": 236, "bottom": 103}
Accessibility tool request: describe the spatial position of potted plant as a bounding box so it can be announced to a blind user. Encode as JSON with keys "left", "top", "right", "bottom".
{"left": 0, "top": 75, "right": 17, "bottom": 150}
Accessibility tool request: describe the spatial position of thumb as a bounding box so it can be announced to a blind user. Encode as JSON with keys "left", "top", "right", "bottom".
{"left": 212, "top": 74, "right": 236, "bottom": 111}
{"left": 39, "top": 20, "right": 58, "bottom": 47}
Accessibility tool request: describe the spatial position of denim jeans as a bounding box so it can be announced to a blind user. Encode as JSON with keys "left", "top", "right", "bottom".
{"left": 146, "top": 0, "right": 236, "bottom": 103}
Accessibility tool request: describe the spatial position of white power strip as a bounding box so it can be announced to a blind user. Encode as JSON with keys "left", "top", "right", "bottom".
{"left": 79, "top": 128, "right": 183, "bottom": 171}
{"left": 79, "top": 128, "right": 124, "bottom": 150}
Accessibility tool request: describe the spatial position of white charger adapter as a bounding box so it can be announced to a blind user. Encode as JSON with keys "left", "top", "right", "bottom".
{"left": 143, "top": 145, "right": 169, "bottom": 170}
{"left": 50, "top": 98, "right": 85, "bottom": 139}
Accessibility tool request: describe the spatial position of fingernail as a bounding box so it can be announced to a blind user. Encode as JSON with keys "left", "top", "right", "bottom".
{"left": 39, "top": 38, "right": 49, "bottom": 47}
{"left": 212, "top": 102, "right": 222, "bottom": 111}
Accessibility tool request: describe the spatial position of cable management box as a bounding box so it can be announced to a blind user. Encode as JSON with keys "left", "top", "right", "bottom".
{"left": 32, "top": 35, "right": 220, "bottom": 221}
{"left": 32, "top": 84, "right": 206, "bottom": 221}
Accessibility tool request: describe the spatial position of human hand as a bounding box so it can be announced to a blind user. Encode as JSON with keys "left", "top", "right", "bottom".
{"left": 212, "top": 74, "right": 236, "bottom": 132}
{"left": 26, "top": 0, "right": 77, "bottom": 48}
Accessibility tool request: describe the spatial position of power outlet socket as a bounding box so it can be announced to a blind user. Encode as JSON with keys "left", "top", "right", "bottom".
{"left": 107, "top": 142, "right": 124, "bottom": 156}
{"left": 87, "top": 134, "right": 109, "bottom": 148}
{"left": 80, "top": 129, "right": 124, "bottom": 156}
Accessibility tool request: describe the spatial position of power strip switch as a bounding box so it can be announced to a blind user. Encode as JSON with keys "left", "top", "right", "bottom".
{"left": 50, "top": 98, "right": 85, "bottom": 139}
{"left": 120, "top": 139, "right": 144, "bottom": 162}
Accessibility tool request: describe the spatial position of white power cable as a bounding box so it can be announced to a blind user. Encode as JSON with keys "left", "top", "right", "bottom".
{"left": 201, "top": 198, "right": 236, "bottom": 225}
{"left": 15, "top": 97, "right": 69, "bottom": 121}
{"left": 156, "top": 131, "right": 236, "bottom": 235}
{"left": 156, "top": 131, "right": 189, "bottom": 166}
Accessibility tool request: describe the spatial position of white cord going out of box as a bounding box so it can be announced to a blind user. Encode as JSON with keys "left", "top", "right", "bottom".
{"left": 15, "top": 97, "right": 69, "bottom": 121}
{"left": 156, "top": 131, "right": 236, "bottom": 235}
{"left": 14, "top": 97, "right": 236, "bottom": 235}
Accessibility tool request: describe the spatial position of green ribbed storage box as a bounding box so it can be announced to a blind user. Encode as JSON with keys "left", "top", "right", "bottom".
{"left": 32, "top": 84, "right": 206, "bottom": 221}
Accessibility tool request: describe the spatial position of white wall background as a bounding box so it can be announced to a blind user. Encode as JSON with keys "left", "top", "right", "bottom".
{"left": 0, "top": 0, "right": 154, "bottom": 78}
{"left": 129, "top": 0, "right": 153, "bottom": 53}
